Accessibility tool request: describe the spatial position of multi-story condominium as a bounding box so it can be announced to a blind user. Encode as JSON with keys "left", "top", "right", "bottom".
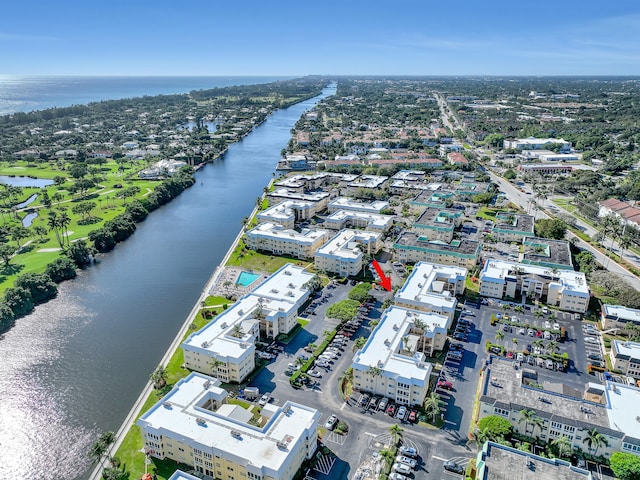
{"left": 274, "top": 173, "right": 358, "bottom": 193}
{"left": 412, "top": 207, "right": 464, "bottom": 243}
{"left": 138, "top": 373, "right": 320, "bottom": 480}
{"left": 491, "top": 212, "right": 534, "bottom": 243}
{"left": 327, "top": 197, "right": 389, "bottom": 214}
{"left": 267, "top": 188, "right": 330, "bottom": 210}
{"left": 478, "top": 358, "right": 640, "bottom": 459}
{"left": 245, "top": 223, "right": 329, "bottom": 259}
{"left": 598, "top": 199, "right": 640, "bottom": 229}
{"left": 314, "top": 229, "right": 383, "bottom": 277}
{"left": 352, "top": 307, "right": 452, "bottom": 406}
{"left": 610, "top": 340, "right": 640, "bottom": 379}
{"left": 453, "top": 181, "right": 490, "bottom": 199}
{"left": 342, "top": 175, "right": 389, "bottom": 196}
{"left": 168, "top": 471, "right": 202, "bottom": 480}
{"left": 324, "top": 210, "right": 393, "bottom": 233}
{"left": 394, "top": 231, "right": 481, "bottom": 269}
{"left": 394, "top": 261, "right": 467, "bottom": 321}
{"left": 503, "top": 137, "right": 571, "bottom": 151}
{"left": 474, "top": 442, "right": 593, "bottom": 480}
{"left": 601, "top": 304, "right": 640, "bottom": 330}
{"left": 479, "top": 260, "right": 589, "bottom": 313}
{"left": 409, "top": 189, "right": 455, "bottom": 212}
{"left": 257, "top": 200, "right": 318, "bottom": 229}
{"left": 517, "top": 163, "right": 574, "bottom": 174}
{"left": 519, "top": 237, "right": 574, "bottom": 271}
{"left": 182, "top": 264, "right": 316, "bottom": 383}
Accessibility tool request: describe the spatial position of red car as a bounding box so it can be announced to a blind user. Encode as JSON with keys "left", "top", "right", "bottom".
{"left": 408, "top": 410, "right": 417, "bottom": 423}
{"left": 387, "top": 405, "right": 396, "bottom": 416}
{"left": 506, "top": 351, "right": 514, "bottom": 359}
{"left": 437, "top": 380, "right": 453, "bottom": 390}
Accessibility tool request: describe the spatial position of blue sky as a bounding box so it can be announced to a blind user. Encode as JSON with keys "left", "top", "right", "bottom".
{"left": 1, "top": 0, "right": 639, "bottom": 76}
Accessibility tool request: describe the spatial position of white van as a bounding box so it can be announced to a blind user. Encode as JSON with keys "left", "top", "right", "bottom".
{"left": 627, "top": 376, "right": 637, "bottom": 386}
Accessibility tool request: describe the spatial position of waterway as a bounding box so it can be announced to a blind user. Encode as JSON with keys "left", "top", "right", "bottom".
{"left": 0, "top": 83, "right": 335, "bottom": 480}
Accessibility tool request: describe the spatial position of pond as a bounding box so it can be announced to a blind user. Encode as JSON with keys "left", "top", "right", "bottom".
{"left": 0, "top": 176, "right": 54, "bottom": 188}
{"left": 15, "top": 194, "right": 37, "bottom": 209}
{"left": 22, "top": 211, "right": 38, "bottom": 227}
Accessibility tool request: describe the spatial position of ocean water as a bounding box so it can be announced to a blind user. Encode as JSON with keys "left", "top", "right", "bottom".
{"left": 0, "top": 75, "right": 293, "bottom": 115}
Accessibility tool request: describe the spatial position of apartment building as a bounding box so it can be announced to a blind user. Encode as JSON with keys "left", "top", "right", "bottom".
{"left": 267, "top": 188, "right": 330, "bottom": 210}
{"left": 610, "top": 340, "right": 640, "bottom": 379}
{"left": 412, "top": 207, "right": 464, "bottom": 243}
{"left": 314, "top": 229, "right": 383, "bottom": 277}
{"left": 519, "top": 237, "right": 574, "bottom": 271}
{"left": 327, "top": 197, "right": 390, "bottom": 214}
{"left": 601, "top": 304, "right": 640, "bottom": 330}
{"left": 342, "top": 175, "right": 389, "bottom": 196}
{"left": 138, "top": 373, "right": 320, "bottom": 480}
{"left": 479, "top": 260, "right": 589, "bottom": 313}
{"left": 394, "top": 231, "right": 481, "bottom": 269}
{"left": 478, "top": 358, "right": 640, "bottom": 459}
{"left": 257, "top": 200, "right": 318, "bottom": 229}
{"left": 324, "top": 210, "right": 393, "bottom": 233}
{"left": 491, "top": 212, "right": 534, "bottom": 243}
{"left": 182, "top": 264, "right": 316, "bottom": 383}
{"left": 245, "top": 223, "right": 329, "bottom": 259}
{"left": 394, "top": 261, "right": 466, "bottom": 321}
{"left": 503, "top": 137, "right": 571, "bottom": 151}
{"left": 409, "top": 189, "right": 455, "bottom": 212}
{"left": 352, "top": 307, "right": 449, "bottom": 406}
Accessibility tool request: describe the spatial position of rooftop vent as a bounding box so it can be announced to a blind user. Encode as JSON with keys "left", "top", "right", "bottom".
{"left": 163, "top": 401, "right": 172, "bottom": 408}
{"left": 203, "top": 380, "right": 212, "bottom": 389}
{"left": 284, "top": 270, "right": 292, "bottom": 276}
{"left": 196, "top": 417, "right": 207, "bottom": 425}
{"left": 201, "top": 341, "right": 209, "bottom": 348}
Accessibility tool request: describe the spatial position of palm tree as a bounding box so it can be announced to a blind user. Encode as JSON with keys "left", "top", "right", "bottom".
{"left": 583, "top": 427, "right": 608, "bottom": 457}
{"left": 552, "top": 435, "right": 572, "bottom": 459}
{"left": 518, "top": 409, "right": 537, "bottom": 435}
{"left": 209, "top": 358, "right": 225, "bottom": 377}
{"left": 494, "top": 330, "right": 505, "bottom": 346}
{"left": 47, "top": 211, "right": 63, "bottom": 248}
{"left": 367, "top": 365, "right": 382, "bottom": 380}
{"left": 58, "top": 210, "right": 71, "bottom": 246}
{"left": 424, "top": 391, "right": 444, "bottom": 422}
{"left": 231, "top": 323, "right": 245, "bottom": 338}
{"left": 378, "top": 448, "right": 395, "bottom": 468}
{"left": 471, "top": 426, "right": 492, "bottom": 452}
{"left": 546, "top": 340, "right": 559, "bottom": 355}
{"left": 149, "top": 366, "right": 167, "bottom": 389}
{"left": 89, "top": 431, "right": 116, "bottom": 467}
{"left": 388, "top": 423, "right": 403, "bottom": 445}
{"left": 352, "top": 336, "right": 367, "bottom": 352}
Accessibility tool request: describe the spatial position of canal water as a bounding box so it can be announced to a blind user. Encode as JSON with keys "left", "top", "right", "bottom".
{"left": 0, "top": 84, "right": 335, "bottom": 480}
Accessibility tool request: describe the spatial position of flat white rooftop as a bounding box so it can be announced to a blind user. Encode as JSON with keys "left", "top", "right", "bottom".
{"left": 353, "top": 306, "right": 444, "bottom": 386}
{"left": 316, "top": 229, "right": 382, "bottom": 261}
{"left": 347, "top": 175, "right": 388, "bottom": 189}
{"left": 482, "top": 260, "right": 589, "bottom": 296}
{"left": 605, "top": 381, "right": 640, "bottom": 440}
{"left": 328, "top": 197, "right": 389, "bottom": 213}
{"left": 138, "top": 373, "right": 319, "bottom": 472}
{"left": 603, "top": 304, "right": 640, "bottom": 323}
{"left": 269, "top": 188, "right": 330, "bottom": 202}
{"left": 612, "top": 340, "right": 640, "bottom": 360}
{"left": 258, "top": 200, "right": 315, "bottom": 221}
{"left": 395, "top": 262, "right": 466, "bottom": 309}
{"left": 325, "top": 210, "right": 393, "bottom": 230}
{"left": 247, "top": 223, "right": 329, "bottom": 244}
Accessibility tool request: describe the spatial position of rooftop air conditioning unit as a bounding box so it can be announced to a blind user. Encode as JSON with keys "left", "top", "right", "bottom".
{"left": 231, "top": 430, "right": 242, "bottom": 437}
{"left": 201, "top": 341, "right": 209, "bottom": 348}
{"left": 203, "top": 380, "right": 211, "bottom": 389}
{"left": 196, "top": 417, "right": 207, "bottom": 425}
{"left": 163, "top": 401, "right": 172, "bottom": 408}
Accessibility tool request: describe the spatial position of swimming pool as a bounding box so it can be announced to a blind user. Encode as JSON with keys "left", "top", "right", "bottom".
{"left": 236, "top": 271, "right": 260, "bottom": 287}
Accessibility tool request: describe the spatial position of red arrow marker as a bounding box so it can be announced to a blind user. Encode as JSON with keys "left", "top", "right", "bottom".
{"left": 371, "top": 260, "right": 392, "bottom": 291}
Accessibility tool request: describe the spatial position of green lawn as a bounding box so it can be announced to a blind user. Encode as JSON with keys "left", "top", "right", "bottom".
{"left": 226, "top": 242, "right": 312, "bottom": 273}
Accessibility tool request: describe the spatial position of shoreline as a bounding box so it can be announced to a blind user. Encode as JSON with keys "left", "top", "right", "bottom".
{"left": 88, "top": 178, "right": 272, "bottom": 480}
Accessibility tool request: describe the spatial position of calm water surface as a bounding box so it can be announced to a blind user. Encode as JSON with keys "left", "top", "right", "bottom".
{"left": 0, "top": 84, "right": 335, "bottom": 480}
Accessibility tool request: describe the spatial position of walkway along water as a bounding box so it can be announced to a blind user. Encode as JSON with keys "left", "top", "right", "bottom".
{"left": 0, "top": 84, "right": 336, "bottom": 480}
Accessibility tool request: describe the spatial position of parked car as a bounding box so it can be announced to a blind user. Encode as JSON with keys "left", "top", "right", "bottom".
{"left": 325, "top": 414, "right": 338, "bottom": 430}
{"left": 378, "top": 397, "right": 389, "bottom": 411}
{"left": 395, "top": 455, "right": 417, "bottom": 468}
{"left": 443, "top": 461, "right": 465, "bottom": 474}
{"left": 388, "top": 473, "right": 408, "bottom": 480}
{"left": 588, "top": 353, "right": 603, "bottom": 361}
{"left": 449, "top": 342, "right": 464, "bottom": 351}
{"left": 437, "top": 380, "right": 453, "bottom": 390}
{"left": 258, "top": 393, "right": 270, "bottom": 406}
{"left": 408, "top": 410, "right": 417, "bottom": 423}
{"left": 308, "top": 370, "right": 322, "bottom": 378}
{"left": 399, "top": 446, "right": 418, "bottom": 458}
{"left": 585, "top": 337, "right": 599, "bottom": 344}
{"left": 316, "top": 360, "right": 330, "bottom": 368}
{"left": 392, "top": 463, "right": 412, "bottom": 475}
{"left": 453, "top": 333, "right": 468, "bottom": 342}
{"left": 396, "top": 405, "right": 408, "bottom": 420}
{"left": 387, "top": 404, "right": 396, "bottom": 416}
{"left": 359, "top": 394, "right": 370, "bottom": 407}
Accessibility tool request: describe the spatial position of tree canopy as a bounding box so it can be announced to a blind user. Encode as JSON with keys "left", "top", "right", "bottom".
{"left": 326, "top": 299, "right": 360, "bottom": 322}
{"left": 610, "top": 451, "right": 640, "bottom": 480}
{"left": 477, "top": 415, "right": 512, "bottom": 439}
{"left": 348, "top": 283, "right": 372, "bottom": 303}
{"left": 534, "top": 218, "right": 567, "bottom": 240}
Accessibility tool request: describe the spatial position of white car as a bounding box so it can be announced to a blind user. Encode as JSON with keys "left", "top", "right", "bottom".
{"left": 325, "top": 414, "right": 338, "bottom": 430}
{"left": 308, "top": 370, "right": 322, "bottom": 378}
{"left": 258, "top": 393, "right": 270, "bottom": 406}
{"left": 585, "top": 337, "right": 599, "bottom": 344}
{"left": 395, "top": 455, "right": 417, "bottom": 468}
{"left": 392, "top": 463, "right": 412, "bottom": 475}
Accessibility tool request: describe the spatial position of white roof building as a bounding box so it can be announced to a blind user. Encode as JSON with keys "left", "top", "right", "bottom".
{"left": 314, "top": 229, "right": 383, "bottom": 277}
{"left": 601, "top": 304, "right": 640, "bottom": 329}
{"left": 245, "top": 223, "right": 330, "bottom": 260}
{"left": 138, "top": 373, "right": 320, "bottom": 480}
{"left": 352, "top": 306, "right": 445, "bottom": 406}
{"left": 182, "top": 264, "right": 316, "bottom": 382}
{"left": 479, "top": 260, "right": 589, "bottom": 313}
{"left": 504, "top": 137, "right": 571, "bottom": 151}
{"left": 324, "top": 210, "right": 393, "bottom": 232}
{"left": 327, "top": 197, "right": 389, "bottom": 214}
{"left": 257, "top": 200, "right": 318, "bottom": 229}
{"left": 394, "top": 262, "right": 467, "bottom": 321}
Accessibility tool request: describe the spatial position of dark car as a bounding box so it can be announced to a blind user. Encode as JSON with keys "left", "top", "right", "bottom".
{"left": 443, "top": 461, "right": 465, "bottom": 474}
{"left": 453, "top": 332, "right": 468, "bottom": 342}
{"left": 449, "top": 342, "right": 464, "bottom": 351}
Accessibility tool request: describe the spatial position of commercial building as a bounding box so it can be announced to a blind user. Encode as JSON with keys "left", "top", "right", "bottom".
{"left": 245, "top": 223, "right": 329, "bottom": 259}
{"left": 412, "top": 207, "right": 464, "bottom": 243}
{"left": 520, "top": 237, "right": 574, "bottom": 271}
{"left": 327, "top": 197, "right": 390, "bottom": 214}
{"left": 610, "top": 340, "right": 640, "bottom": 379}
{"left": 478, "top": 358, "right": 640, "bottom": 459}
{"left": 394, "top": 232, "right": 481, "bottom": 269}
{"left": 182, "top": 264, "right": 316, "bottom": 383}
{"left": 394, "top": 262, "right": 466, "bottom": 321}
{"left": 138, "top": 373, "right": 320, "bottom": 480}
{"left": 474, "top": 442, "right": 593, "bottom": 480}
{"left": 324, "top": 210, "right": 393, "bottom": 233}
{"left": 479, "top": 260, "right": 589, "bottom": 313}
{"left": 352, "top": 306, "right": 446, "bottom": 406}
{"left": 601, "top": 304, "right": 640, "bottom": 330}
{"left": 257, "top": 200, "right": 318, "bottom": 229}
{"left": 504, "top": 137, "right": 571, "bottom": 151}
{"left": 491, "top": 212, "right": 534, "bottom": 243}
{"left": 314, "top": 229, "right": 383, "bottom": 277}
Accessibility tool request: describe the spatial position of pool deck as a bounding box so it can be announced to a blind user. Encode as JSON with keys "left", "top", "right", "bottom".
{"left": 209, "top": 266, "right": 269, "bottom": 300}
